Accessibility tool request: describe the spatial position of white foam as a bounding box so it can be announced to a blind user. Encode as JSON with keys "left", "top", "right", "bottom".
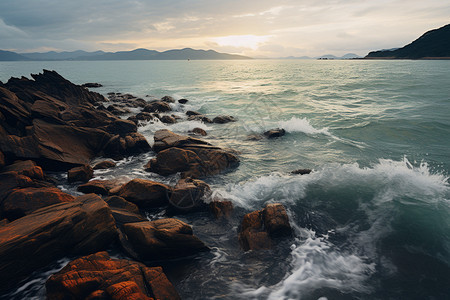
{"left": 278, "top": 117, "right": 331, "bottom": 135}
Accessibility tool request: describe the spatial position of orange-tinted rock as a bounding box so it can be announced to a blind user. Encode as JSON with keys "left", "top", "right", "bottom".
{"left": 190, "top": 127, "right": 207, "bottom": 136}
{"left": 68, "top": 164, "right": 94, "bottom": 183}
{"left": 46, "top": 251, "right": 180, "bottom": 300}
{"left": 0, "top": 194, "right": 118, "bottom": 292}
{"left": 2, "top": 160, "right": 45, "bottom": 180}
{"left": 146, "top": 147, "right": 202, "bottom": 176}
{"left": 123, "top": 218, "right": 208, "bottom": 260}
{"left": 160, "top": 115, "right": 177, "bottom": 124}
{"left": 0, "top": 151, "right": 5, "bottom": 169}
{"left": 117, "top": 179, "right": 171, "bottom": 208}
{"left": 0, "top": 171, "right": 45, "bottom": 202}
{"left": 169, "top": 178, "right": 211, "bottom": 213}
{"left": 238, "top": 203, "right": 292, "bottom": 251}
{"left": 93, "top": 160, "right": 116, "bottom": 170}
{"left": 105, "top": 196, "right": 140, "bottom": 214}
{"left": 152, "top": 129, "right": 209, "bottom": 153}
{"left": 1, "top": 187, "right": 75, "bottom": 221}
{"left": 77, "top": 180, "right": 109, "bottom": 195}
{"left": 143, "top": 101, "right": 172, "bottom": 113}
{"left": 209, "top": 200, "right": 233, "bottom": 218}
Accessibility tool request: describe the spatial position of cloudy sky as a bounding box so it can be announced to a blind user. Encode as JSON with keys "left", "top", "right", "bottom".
{"left": 0, "top": 0, "right": 449, "bottom": 57}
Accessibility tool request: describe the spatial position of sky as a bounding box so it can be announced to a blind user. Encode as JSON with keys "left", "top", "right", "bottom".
{"left": 0, "top": 0, "right": 449, "bottom": 57}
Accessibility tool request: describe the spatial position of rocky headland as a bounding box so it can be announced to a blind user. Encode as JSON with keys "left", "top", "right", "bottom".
{"left": 0, "top": 70, "right": 296, "bottom": 299}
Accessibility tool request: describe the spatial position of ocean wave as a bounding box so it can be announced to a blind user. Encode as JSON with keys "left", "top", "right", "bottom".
{"left": 278, "top": 117, "right": 331, "bottom": 135}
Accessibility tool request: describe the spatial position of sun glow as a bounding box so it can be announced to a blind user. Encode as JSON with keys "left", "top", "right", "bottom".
{"left": 211, "top": 35, "right": 271, "bottom": 50}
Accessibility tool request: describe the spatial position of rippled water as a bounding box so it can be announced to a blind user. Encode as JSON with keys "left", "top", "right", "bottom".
{"left": 1, "top": 60, "right": 449, "bottom": 299}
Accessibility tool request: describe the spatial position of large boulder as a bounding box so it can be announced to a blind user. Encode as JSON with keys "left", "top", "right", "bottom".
{"left": 238, "top": 203, "right": 292, "bottom": 251}
{"left": 169, "top": 178, "right": 211, "bottom": 213}
{"left": 2, "top": 160, "right": 44, "bottom": 180}
{"left": 123, "top": 218, "right": 208, "bottom": 260}
{"left": 0, "top": 194, "right": 118, "bottom": 292}
{"left": 67, "top": 164, "right": 94, "bottom": 183}
{"left": 46, "top": 251, "right": 180, "bottom": 300}
{"left": 93, "top": 160, "right": 116, "bottom": 170}
{"left": 152, "top": 129, "right": 209, "bottom": 153}
{"left": 213, "top": 115, "right": 236, "bottom": 124}
{"left": 117, "top": 178, "right": 172, "bottom": 208}
{"left": 0, "top": 187, "right": 75, "bottom": 221}
{"left": 143, "top": 101, "right": 172, "bottom": 113}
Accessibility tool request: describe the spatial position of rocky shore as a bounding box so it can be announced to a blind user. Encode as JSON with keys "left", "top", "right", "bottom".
{"left": 0, "top": 70, "right": 295, "bottom": 299}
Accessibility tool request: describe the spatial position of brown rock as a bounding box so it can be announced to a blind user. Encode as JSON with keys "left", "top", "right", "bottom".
{"left": 0, "top": 194, "right": 118, "bottom": 292}
{"left": 190, "top": 127, "right": 207, "bottom": 136}
{"left": 0, "top": 171, "right": 47, "bottom": 202}
{"left": 169, "top": 178, "right": 211, "bottom": 213}
{"left": 1, "top": 187, "right": 75, "bottom": 221}
{"left": 238, "top": 203, "right": 292, "bottom": 251}
{"left": 123, "top": 218, "right": 208, "bottom": 260}
{"left": 77, "top": 180, "right": 109, "bottom": 195}
{"left": 291, "top": 168, "right": 312, "bottom": 175}
{"left": 107, "top": 119, "right": 137, "bottom": 136}
{"left": 117, "top": 178, "right": 171, "bottom": 208}
{"left": 209, "top": 200, "right": 233, "bottom": 218}
{"left": 152, "top": 129, "right": 210, "bottom": 153}
{"left": 111, "top": 208, "right": 147, "bottom": 225}
{"left": 213, "top": 115, "right": 236, "bottom": 124}
{"left": 2, "top": 160, "right": 45, "bottom": 180}
{"left": 46, "top": 251, "right": 180, "bottom": 300}
{"left": 143, "top": 101, "right": 172, "bottom": 113}
{"left": 187, "top": 115, "right": 213, "bottom": 123}
{"left": 107, "top": 104, "right": 130, "bottom": 115}
{"left": 264, "top": 128, "right": 286, "bottom": 138}
{"left": 135, "top": 111, "right": 154, "bottom": 121}
{"left": 93, "top": 160, "right": 116, "bottom": 170}
{"left": 145, "top": 147, "right": 202, "bottom": 176}
{"left": 0, "top": 151, "right": 4, "bottom": 169}
{"left": 186, "top": 110, "right": 202, "bottom": 116}
{"left": 160, "top": 115, "right": 177, "bottom": 124}
{"left": 161, "top": 95, "right": 176, "bottom": 103}
{"left": 105, "top": 196, "right": 140, "bottom": 214}
{"left": 68, "top": 164, "right": 94, "bottom": 183}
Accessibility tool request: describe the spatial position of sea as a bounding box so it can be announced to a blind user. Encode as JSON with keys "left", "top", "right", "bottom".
{"left": 0, "top": 59, "right": 449, "bottom": 300}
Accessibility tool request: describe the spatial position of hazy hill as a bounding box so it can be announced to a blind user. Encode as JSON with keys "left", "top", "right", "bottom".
{"left": 366, "top": 24, "right": 450, "bottom": 59}
{"left": 0, "top": 50, "right": 29, "bottom": 61}
{"left": 0, "top": 48, "right": 251, "bottom": 61}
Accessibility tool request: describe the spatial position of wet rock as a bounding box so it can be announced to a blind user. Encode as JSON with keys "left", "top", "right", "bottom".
{"left": 152, "top": 129, "right": 210, "bottom": 153}
{"left": 105, "top": 196, "right": 140, "bottom": 214}
{"left": 143, "top": 101, "right": 172, "bottom": 113}
{"left": 77, "top": 180, "right": 109, "bottom": 195}
{"left": 117, "top": 178, "right": 172, "bottom": 208}
{"left": 0, "top": 194, "right": 118, "bottom": 292}
{"left": 169, "top": 178, "right": 211, "bottom": 213}
{"left": 123, "top": 218, "right": 208, "bottom": 260}
{"left": 133, "top": 98, "right": 147, "bottom": 108}
{"left": 209, "top": 200, "right": 233, "bottom": 218}
{"left": 264, "top": 128, "right": 286, "bottom": 138}
{"left": 106, "top": 119, "right": 137, "bottom": 136}
{"left": 190, "top": 127, "right": 207, "bottom": 136}
{"left": 103, "top": 132, "right": 151, "bottom": 159}
{"left": 186, "top": 110, "right": 202, "bottom": 116}
{"left": 291, "top": 168, "right": 312, "bottom": 175}
{"left": 0, "top": 151, "right": 4, "bottom": 169}
{"left": 93, "top": 160, "right": 116, "bottom": 170}
{"left": 2, "top": 160, "right": 44, "bottom": 180}
{"left": 246, "top": 134, "right": 264, "bottom": 141}
{"left": 238, "top": 203, "right": 292, "bottom": 251}
{"left": 107, "top": 104, "right": 130, "bottom": 115}
{"left": 81, "top": 82, "right": 103, "bottom": 88}
{"left": 68, "top": 164, "right": 94, "bottom": 183}
{"left": 1, "top": 187, "right": 75, "bottom": 221}
{"left": 145, "top": 147, "right": 202, "bottom": 176}
{"left": 161, "top": 95, "right": 176, "bottom": 103}
{"left": 135, "top": 111, "right": 154, "bottom": 121}
{"left": 160, "top": 115, "right": 177, "bottom": 124}
{"left": 178, "top": 98, "right": 189, "bottom": 104}
{"left": 46, "top": 251, "right": 180, "bottom": 300}
{"left": 213, "top": 115, "right": 236, "bottom": 124}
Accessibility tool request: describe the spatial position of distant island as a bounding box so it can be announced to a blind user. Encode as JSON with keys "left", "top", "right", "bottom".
{"left": 366, "top": 23, "right": 450, "bottom": 59}
{"left": 0, "top": 48, "right": 251, "bottom": 61}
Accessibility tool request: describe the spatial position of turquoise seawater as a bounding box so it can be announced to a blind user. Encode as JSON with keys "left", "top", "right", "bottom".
{"left": 1, "top": 60, "right": 449, "bottom": 299}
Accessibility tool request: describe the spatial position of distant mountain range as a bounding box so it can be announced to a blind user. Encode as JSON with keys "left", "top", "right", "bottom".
{"left": 366, "top": 23, "right": 450, "bottom": 59}
{"left": 0, "top": 48, "right": 251, "bottom": 61}
{"left": 277, "top": 53, "right": 361, "bottom": 60}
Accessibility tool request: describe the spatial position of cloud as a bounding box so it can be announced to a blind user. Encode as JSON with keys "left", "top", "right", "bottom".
{"left": 0, "top": 0, "right": 449, "bottom": 56}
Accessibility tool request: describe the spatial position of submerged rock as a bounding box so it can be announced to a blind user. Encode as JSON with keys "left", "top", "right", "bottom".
{"left": 189, "top": 127, "right": 207, "bottom": 136}
{"left": 123, "top": 218, "right": 208, "bottom": 261}
{"left": 46, "top": 251, "right": 180, "bottom": 300}
{"left": 264, "top": 128, "right": 286, "bottom": 138}
{"left": 169, "top": 178, "right": 211, "bottom": 213}
{"left": 178, "top": 98, "right": 189, "bottom": 104}
{"left": 209, "top": 200, "right": 233, "bottom": 218}
{"left": 81, "top": 82, "right": 103, "bottom": 88}
{"left": 291, "top": 168, "right": 312, "bottom": 175}
{"left": 213, "top": 115, "right": 236, "bottom": 124}
{"left": 0, "top": 194, "right": 118, "bottom": 292}
{"left": 238, "top": 203, "right": 292, "bottom": 251}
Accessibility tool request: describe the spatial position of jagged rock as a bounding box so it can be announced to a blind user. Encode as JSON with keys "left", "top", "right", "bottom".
{"left": 291, "top": 168, "right": 312, "bottom": 175}
{"left": 117, "top": 178, "right": 172, "bottom": 208}
{"left": 209, "top": 200, "right": 233, "bottom": 218}
{"left": 0, "top": 171, "right": 50, "bottom": 202}
{"left": 190, "top": 127, "right": 207, "bottom": 136}
{"left": 107, "top": 104, "right": 130, "bottom": 115}
{"left": 213, "top": 115, "right": 236, "bottom": 124}
{"left": 178, "top": 98, "right": 188, "bottom": 104}
{"left": 77, "top": 179, "right": 123, "bottom": 196}
{"left": 93, "top": 160, "right": 116, "bottom": 170}
{"left": 46, "top": 251, "right": 180, "bottom": 300}
{"left": 105, "top": 196, "right": 140, "bottom": 214}
{"left": 160, "top": 115, "right": 177, "bottom": 124}
{"left": 264, "top": 128, "right": 286, "bottom": 138}
{"left": 152, "top": 129, "right": 210, "bottom": 153}
{"left": 68, "top": 164, "right": 94, "bottom": 183}
{"left": 0, "top": 194, "right": 118, "bottom": 292}
{"left": 103, "top": 132, "right": 151, "bottom": 159}
{"left": 161, "top": 95, "right": 176, "bottom": 103}
{"left": 143, "top": 101, "right": 172, "bottom": 113}
{"left": 2, "top": 160, "right": 44, "bottom": 180}
{"left": 81, "top": 82, "right": 103, "bottom": 88}
{"left": 0, "top": 187, "right": 75, "bottom": 221}
{"left": 169, "top": 178, "right": 211, "bottom": 212}
{"left": 238, "top": 203, "right": 292, "bottom": 251}
{"left": 123, "top": 218, "right": 208, "bottom": 260}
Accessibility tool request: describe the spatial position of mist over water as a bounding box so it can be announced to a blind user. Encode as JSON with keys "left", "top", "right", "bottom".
{"left": 1, "top": 59, "right": 449, "bottom": 299}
